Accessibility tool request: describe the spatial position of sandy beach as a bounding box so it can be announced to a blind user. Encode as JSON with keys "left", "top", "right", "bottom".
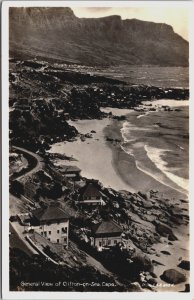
{"left": 49, "top": 109, "right": 135, "bottom": 192}
{"left": 49, "top": 102, "right": 188, "bottom": 199}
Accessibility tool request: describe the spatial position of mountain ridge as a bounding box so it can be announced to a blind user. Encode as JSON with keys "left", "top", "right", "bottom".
{"left": 9, "top": 7, "right": 189, "bottom": 66}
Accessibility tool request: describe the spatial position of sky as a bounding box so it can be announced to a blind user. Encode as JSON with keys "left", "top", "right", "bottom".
{"left": 72, "top": 7, "right": 189, "bottom": 40}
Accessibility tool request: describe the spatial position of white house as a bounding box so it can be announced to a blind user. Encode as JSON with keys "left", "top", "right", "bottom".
{"left": 77, "top": 181, "right": 105, "bottom": 206}
{"left": 90, "top": 220, "right": 122, "bottom": 251}
{"left": 30, "top": 206, "right": 69, "bottom": 247}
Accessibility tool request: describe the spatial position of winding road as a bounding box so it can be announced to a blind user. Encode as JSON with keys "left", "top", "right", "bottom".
{"left": 10, "top": 146, "right": 45, "bottom": 215}
{"left": 10, "top": 146, "right": 45, "bottom": 256}
{"left": 11, "top": 146, "right": 45, "bottom": 180}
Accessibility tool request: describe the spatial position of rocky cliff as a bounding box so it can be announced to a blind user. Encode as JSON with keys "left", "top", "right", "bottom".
{"left": 9, "top": 7, "right": 189, "bottom": 66}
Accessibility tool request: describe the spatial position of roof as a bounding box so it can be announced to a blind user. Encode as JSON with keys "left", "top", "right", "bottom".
{"left": 60, "top": 165, "right": 81, "bottom": 173}
{"left": 32, "top": 207, "right": 69, "bottom": 222}
{"left": 92, "top": 221, "right": 122, "bottom": 236}
{"left": 80, "top": 182, "right": 102, "bottom": 198}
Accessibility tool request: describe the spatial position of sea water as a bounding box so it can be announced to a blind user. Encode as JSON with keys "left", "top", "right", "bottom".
{"left": 120, "top": 100, "right": 189, "bottom": 196}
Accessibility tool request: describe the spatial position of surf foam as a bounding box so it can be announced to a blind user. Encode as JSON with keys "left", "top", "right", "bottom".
{"left": 145, "top": 145, "right": 188, "bottom": 193}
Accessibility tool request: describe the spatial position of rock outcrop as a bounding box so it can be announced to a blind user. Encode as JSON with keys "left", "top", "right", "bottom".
{"left": 154, "top": 221, "right": 178, "bottom": 241}
{"left": 178, "top": 260, "right": 190, "bottom": 271}
{"left": 160, "top": 269, "right": 186, "bottom": 284}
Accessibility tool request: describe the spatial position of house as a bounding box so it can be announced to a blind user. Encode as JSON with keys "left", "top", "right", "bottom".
{"left": 59, "top": 165, "right": 81, "bottom": 180}
{"left": 90, "top": 221, "right": 122, "bottom": 251}
{"left": 30, "top": 206, "right": 69, "bottom": 247}
{"left": 77, "top": 181, "right": 105, "bottom": 205}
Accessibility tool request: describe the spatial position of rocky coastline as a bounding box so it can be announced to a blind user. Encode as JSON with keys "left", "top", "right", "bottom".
{"left": 9, "top": 59, "right": 189, "bottom": 153}
{"left": 9, "top": 59, "right": 189, "bottom": 292}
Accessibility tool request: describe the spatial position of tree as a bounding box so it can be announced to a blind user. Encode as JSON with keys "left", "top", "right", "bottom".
{"left": 10, "top": 180, "right": 24, "bottom": 197}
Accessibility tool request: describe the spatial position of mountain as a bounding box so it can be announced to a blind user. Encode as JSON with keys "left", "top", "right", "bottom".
{"left": 9, "top": 7, "right": 189, "bottom": 66}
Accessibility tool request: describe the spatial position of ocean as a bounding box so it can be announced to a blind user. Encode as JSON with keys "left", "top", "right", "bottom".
{"left": 93, "top": 66, "right": 189, "bottom": 89}
{"left": 49, "top": 100, "right": 189, "bottom": 200}
{"left": 120, "top": 100, "right": 189, "bottom": 197}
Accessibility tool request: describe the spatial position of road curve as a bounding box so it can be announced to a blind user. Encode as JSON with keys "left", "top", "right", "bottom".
{"left": 11, "top": 146, "right": 45, "bottom": 180}
{"left": 9, "top": 147, "right": 45, "bottom": 255}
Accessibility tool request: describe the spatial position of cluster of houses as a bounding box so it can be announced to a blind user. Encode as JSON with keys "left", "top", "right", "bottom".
{"left": 15, "top": 180, "right": 122, "bottom": 253}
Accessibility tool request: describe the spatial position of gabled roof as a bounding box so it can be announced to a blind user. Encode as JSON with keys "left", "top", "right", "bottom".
{"left": 92, "top": 221, "right": 122, "bottom": 235}
{"left": 80, "top": 182, "right": 102, "bottom": 198}
{"left": 32, "top": 207, "right": 69, "bottom": 222}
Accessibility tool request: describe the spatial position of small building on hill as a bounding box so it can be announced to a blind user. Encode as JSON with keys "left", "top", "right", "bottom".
{"left": 30, "top": 206, "right": 69, "bottom": 247}
{"left": 90, "top": 220, "right": 122, "bottom": 250}
{"left": 77, "top": 181, "right": 106, "bottom": 206}
{"left": 59, "top": 165, "right": 81, "bottom": 180}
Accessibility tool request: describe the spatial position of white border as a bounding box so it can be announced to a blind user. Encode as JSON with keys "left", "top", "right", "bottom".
{"left": 1, "top": 0, "right": 193, "bottom": 7}
{"left": 2, "top": 1, "right": 194, "bottom": 299}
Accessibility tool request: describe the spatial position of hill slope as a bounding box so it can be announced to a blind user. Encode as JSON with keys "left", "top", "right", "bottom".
{"left": 9, "top": 7, "right": 189, "bottom": 66}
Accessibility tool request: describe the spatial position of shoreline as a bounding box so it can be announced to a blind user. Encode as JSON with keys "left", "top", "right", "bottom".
{"left": 104, "top": 118, "right": 187, "bottom": 200}
{"left": 49, "top": 115, "right": 134, "bottom": 193}
{"left": 40, "top": 103, "right": 189, "bottom": 291}
{"left": 103, "top": 104, "right": 189, "bottom": 291}
{"left": 49, "top": 111, "right": 189, "bottom": 291}
{"left": 9, "top": 55, "right": 190, "bottom": 292}
{"left": 49, "top": 102, "right": 188, "bottom": 199}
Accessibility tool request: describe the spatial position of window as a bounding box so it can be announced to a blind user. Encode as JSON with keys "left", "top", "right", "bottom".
{"left": 114, "top": 240, "right": 117, "bottom": 245}
{"left": 62, "top": 227, "right": 67, "bottom": 233}
{"left": 99, "top": 242, "right": 102, "bottom": 247}
{"left": 57, "top": 230, "right": 60, "bottom": 234}
{"left": 64, "top": 238, "right": 67, "bottom": 242}
{"left": 41, "top": 232, "right": 43, "bottom": 235}
{"left": 57, "top": 239, "right": 59, "bottom": 243}
{"left": 108, "top": 240, "right": 111, "bottom": 245}
{"left": 48, "top": 238, "right": 50, "bottom": 241}
{"left": 102, "top": 240, "right": 106, "bottom": 246}
{"left": 44, "top": 232, "right": 47, "bottom": 237}
{"left": 49, "top": 231, "right": 51, "bottom": 235}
